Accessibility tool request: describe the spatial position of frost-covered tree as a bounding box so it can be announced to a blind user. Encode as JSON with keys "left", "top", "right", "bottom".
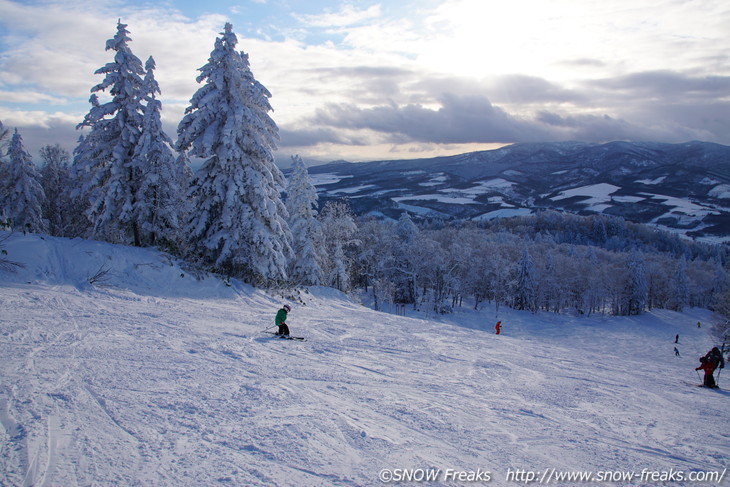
{"left": 514, "top": 248, "right": 537, "bottom": 312}
{"left": 2, "top": 129, "right": 46, "bottom": 233}
{"left": 132, "top": 56, "right": 188, "bottom": 248}
{"left": 669, "top": 256, "right": 689, "bottom": 311}
{"left": 285, "top": 155, "right": 323, "bottom": 285}
{"left": 177, "top": 23, "right": 292, "bottom": 284}
{"left": 355, "top": 218, "right": 396, "bottom": 310}
{"left": 0, "top": 120, "right": 9, "bottom": 225}
{"left": 393, "top": 212, "right": 421, "bottom": 305}
{"left": 319, "top": 201, "right": 357, "bottom": 291}
{"left": 39, "top": 144, "right": 76, "bottom": 236}
{"left": 0, "top": 120, "right": 9, "bottom": 159}
{"left": 623, "top": 249, "right": 648, "bottom": 315}
{"left": 74, "top": 20, "right": 145, "bottom": 245}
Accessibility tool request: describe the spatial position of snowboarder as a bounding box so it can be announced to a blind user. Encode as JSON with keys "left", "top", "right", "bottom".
{"left": 495, "top": 321, "right": 501, "bottom": 335}
{"left": 696, "top": 347, "right": 724, "bottom": 388}
{"left": 275, "top": 304, "right": 291, "bottom": 337}
{"left": 674, "top": 347, "right": 680, "bottom": 357}
{"left": 675, "top": 334, "right": 679, "bottom": 344}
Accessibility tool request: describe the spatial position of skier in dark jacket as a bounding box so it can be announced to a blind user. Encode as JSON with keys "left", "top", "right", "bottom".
{"left": 696, "top": 347, "right": 725, "bottom": 388}
{"left": 275, "top": 304, "right": 291, "bottom": 337}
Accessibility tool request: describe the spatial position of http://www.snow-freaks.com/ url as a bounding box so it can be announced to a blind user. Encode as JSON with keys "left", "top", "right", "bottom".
{"left": 378, "top": 467, "right": 727, "bottom": 484}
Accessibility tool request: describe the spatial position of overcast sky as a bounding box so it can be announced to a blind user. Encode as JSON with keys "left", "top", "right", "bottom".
{"left": 1, "top": 0, "right": 729, "bottom": 165}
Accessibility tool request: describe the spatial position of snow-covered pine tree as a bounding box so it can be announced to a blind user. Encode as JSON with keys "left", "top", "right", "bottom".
{"left": 514, "top": 247, "right": 537, "bottom": 312}
{"left": 132, "top": 56, "right": 188, "bottom": 248}
{"left": 285, "top": 155, "right": 323, "bottom": 286}
{"left": 176, "top": 23, "right": 292, "bottom": 284}
{"left": 2, "top": 129, "right": 46, "bottom": 233}
{"left": 0, "top": 120, "right": 9, "bottom": 157}
{"left": 0, "top": 120, "right": 9, "bottom": 226}
{"left": 623, "top": 249, "right": 648, "bottom": 315}
{"left": 670, "top": 256, "right": 689, "bottom": 311}
{"left": 174, "top": 150, "right": 193, "bottom": 245}
{"left": 74, "top": 20, "right": 145, "bottom": 246}
{"left": 39, "top": 144, "right": 74, "bottom": 236}
{"left": 393, "top": 212, "right": 420, "bottom": 306}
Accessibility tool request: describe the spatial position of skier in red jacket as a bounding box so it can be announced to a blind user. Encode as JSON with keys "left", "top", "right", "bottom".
{"left": 495, "top": 321, "right": 501, "bottom": 335}
{"left": 696, "top": 357, "right": 717, "bottom": 388}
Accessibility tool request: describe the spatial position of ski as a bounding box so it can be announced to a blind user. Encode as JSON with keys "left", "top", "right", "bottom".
{"left": 684, "top": 381, "right": 722, "bottom": 390}
{"left": 263, "top": 331, "right": 307, "bottom": 341}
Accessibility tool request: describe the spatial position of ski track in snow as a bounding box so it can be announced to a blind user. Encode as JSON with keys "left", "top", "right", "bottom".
{"left": 1, "top": 233, "right": 729, "bottom": 486}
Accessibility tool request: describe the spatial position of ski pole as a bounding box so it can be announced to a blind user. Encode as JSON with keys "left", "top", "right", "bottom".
{"left": 262, "top": 324, "right": 276, "bottom": 332}
{"left": 716, "top": 367, "right": 723, "bottom": 387}
{"left": 696, "top": 369, "right": 702, "bottom": 383}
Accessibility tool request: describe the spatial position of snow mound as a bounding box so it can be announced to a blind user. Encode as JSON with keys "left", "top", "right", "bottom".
{"left": 0, "top": 231, "right": 234, "bottom": 298}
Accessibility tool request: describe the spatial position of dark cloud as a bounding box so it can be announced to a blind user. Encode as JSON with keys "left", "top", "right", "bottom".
{"left": 300, "top": 91, "right": 675, "bottom": 145}
{"left": 485, "top": 75, "right": 585, "bottom": 104}
{"left": 10, "top": 121, "right": 80, "bottom": 160}
{"left": 309, "top": 93, "right": 549, "bottom": 144}
{"left": 589, "top": 70, "right": 730, "bottom": 99}
{"left": 278, "top": 125, "right": 369, "bottom": 148}
{"left": 534, "top": 111, "right": 674, "bottom": 142}
{"left": 299, "top": 65, "right": 418, "bottom": 102}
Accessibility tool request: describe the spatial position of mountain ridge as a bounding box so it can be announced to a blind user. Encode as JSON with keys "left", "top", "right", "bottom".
{"left": 304, "top": 141, "right": 730, "bottom": 243}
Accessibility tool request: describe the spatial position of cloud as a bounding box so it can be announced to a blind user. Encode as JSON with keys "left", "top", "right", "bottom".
{"left": 590, "top": 71, "right": 730, "bottom": 100}
{"left": 0, "top": 109, "right": 82, "bottom": 155}
{"left": 295, "top": 4, "right": 382, "bottom": 29}
{"left": 291, "top": 77, "right": 729, "bottom": 148}
{"left": 308, "top": 94, "right": 547, "bottom": 144}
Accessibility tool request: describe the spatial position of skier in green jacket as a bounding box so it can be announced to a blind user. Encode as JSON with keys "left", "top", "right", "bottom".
{"left": 275, "top": 304, "right": 291, "bottom": 337}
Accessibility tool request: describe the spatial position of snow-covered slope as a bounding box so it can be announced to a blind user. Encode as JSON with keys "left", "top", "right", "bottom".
{"left": 1, "top": 232, "right": 727, "bottom": 486}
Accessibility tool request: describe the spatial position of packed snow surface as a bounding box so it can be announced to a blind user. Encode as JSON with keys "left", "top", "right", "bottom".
{"left": 1, "top": 232, "right": 728, "bottom": 486}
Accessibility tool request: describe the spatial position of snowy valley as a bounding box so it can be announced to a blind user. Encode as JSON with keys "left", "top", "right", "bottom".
{"left": 1, "top": 232, "right": 728, "bottom": 486}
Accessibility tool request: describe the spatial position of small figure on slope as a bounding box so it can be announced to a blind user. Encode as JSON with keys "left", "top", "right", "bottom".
{"left": 696, "top": 347, "right": 725, "bottom": 388}
{"left": 275, "top": 304, "right": 291, "bottom": 337}
{"left": 674, "top": 347, "right": 681, "bottom": 357}
{"left": 495, "top": 321, "right": 502, "bottom": 335}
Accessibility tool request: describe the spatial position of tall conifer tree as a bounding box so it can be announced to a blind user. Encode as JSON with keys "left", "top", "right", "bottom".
{"left": 285, "top": 155, "right": 323, "bottom": 285}
{"left": 176, "top": 23, "right": 292, "bottom": 283}
{"left": 2, "top": 129, "right": 46, "bottom": 233}
{"left": 132, "top": 56, "right": 187, "bottom": 247}
{"left": 74, "top": 20, "right": 145, "bottom": 245}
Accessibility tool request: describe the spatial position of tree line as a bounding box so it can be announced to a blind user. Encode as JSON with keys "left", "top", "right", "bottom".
{"left": 348, "top": 212, "right": 727, "bottom": 316}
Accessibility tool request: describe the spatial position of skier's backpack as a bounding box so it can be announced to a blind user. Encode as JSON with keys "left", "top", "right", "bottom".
{"left": 705, "top": 348, "right": 722, "bottom": 368}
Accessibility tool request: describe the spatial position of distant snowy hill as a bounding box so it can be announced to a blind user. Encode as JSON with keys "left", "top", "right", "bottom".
{"left": 1, "top": 232, "right": 728, "bottom": 486}
{"left": 305, "top": 141, "right": 730, "bottom": 243}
